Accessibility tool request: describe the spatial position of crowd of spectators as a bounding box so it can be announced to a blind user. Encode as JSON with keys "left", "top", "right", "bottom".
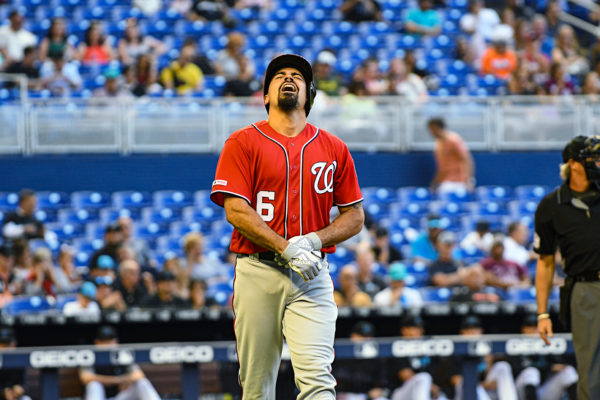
{"left": 0, "top": 0, "right": 599, "bottom": 99}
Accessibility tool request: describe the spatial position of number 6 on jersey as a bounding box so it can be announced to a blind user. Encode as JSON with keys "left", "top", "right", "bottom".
{"left": 256, "top": 191, "right": 275, "bottom": 222}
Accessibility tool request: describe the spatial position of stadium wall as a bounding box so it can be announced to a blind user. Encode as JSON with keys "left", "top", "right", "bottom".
{"left": 0, "top": 151, "right": 562, "bottom": 193}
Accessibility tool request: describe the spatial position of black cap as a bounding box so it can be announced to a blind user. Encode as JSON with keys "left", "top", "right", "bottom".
{"left": 461, "top": 315, "right": 482, "bottom": 330}
{"left": 95, "top": 325, "right": 118, "bottom": 341}
{"left": 401, "top": 314, "right": 424, "bottom": 328}
{"left": 263, "top": 54, "right": 315, "bottom": 116}
{"left": 105, "top": 222, "right": 122, "bottom": 234}
{"left": 562, "top": 135, "right": 588, "bottom": 163}
{"left": 351, "top": 321, "right": 375, "bottom": 337}
{"left": 156, "top": 270, "right": 176, "bottom": 282}
{"left": 0, "top": 327, "right": 15, "bottom": 344}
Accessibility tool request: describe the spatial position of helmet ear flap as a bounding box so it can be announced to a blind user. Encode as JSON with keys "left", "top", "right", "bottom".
{"left": 580, "top": 136, "right": 600, "bottom": 182}
{"left": 305, "top": 81, "right": 317, "bottom": 116}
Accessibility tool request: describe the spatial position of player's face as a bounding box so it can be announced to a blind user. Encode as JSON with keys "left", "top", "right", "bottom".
{"left": 266, "top": 67, "right": 306, "bottom": 113}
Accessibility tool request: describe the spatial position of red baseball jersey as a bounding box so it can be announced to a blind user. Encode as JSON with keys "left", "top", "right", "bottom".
{"left": 211, "top": 120, "right": 363, "bottom": 255}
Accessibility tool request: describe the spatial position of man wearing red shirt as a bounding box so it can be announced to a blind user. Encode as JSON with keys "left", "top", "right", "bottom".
{"left": 211, "top": 54, "right": 364, "bottom": 399}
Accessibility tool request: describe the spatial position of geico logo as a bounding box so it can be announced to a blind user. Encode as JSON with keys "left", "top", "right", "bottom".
{"left": 149, "top": 346, "right": 214, "bottom": 364}
{"left": 505, "top": 338, "right": 567, "bottom": 356}
{"left": 30, "top": 350, "right": 95, "bottom": 368}
{"left": 391, "top": 340, "right": 454, "bottom": 357}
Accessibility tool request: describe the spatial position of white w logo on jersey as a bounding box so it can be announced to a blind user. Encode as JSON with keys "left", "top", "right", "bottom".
{"left": 311, "top": 161, "right": 337, "bottom": 194}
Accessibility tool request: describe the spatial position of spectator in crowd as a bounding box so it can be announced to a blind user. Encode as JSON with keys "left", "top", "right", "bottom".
{"left": 160, "top": 44, "right": 204, "bottom": 95}
{"left": 93, "top": 67, "right": 133, "bottom": 98}
{"left": 0, "top": 10, "right": 37, "bottom": 68}
{"left": 79, "top": 325, "right": 161, "bottom": 400}
{"left": 0, "top": 245, "right": 16, "bottom": 307}
{"left": 114, "top": 260, "right": 148, "bottom": 307}
{"left": 183, "top": 37, "right": 216, "bottom": 76}
{"left": 387, "top": 57, "right": 428, "bottom": 103}
{"left": 1, "top": 189, "right": 44, "bottom": 242}
{"left": 552, "top": 25, "right": 589, "bottom": 78}
{"left": 126, "top": 54, "right": 161, "bottom": 96}
{"left": 545, "top": 0, "right": 564, "bottom": 38}
{"left": 11, "top": 239, "right": 30, "bottom": 289}
{"left": 460, "top": 0, "right": 500, "bottom": 42}
{"left": 95, "top": 275, "right": 126, "bottom": 311}
{"left": 23, "top": 247, "right": 58, "bottom": 296}
{"left": 508, "top": 62, "right": 540, "bottom": 95}
{"left": 429, "top": 231, "right": 466, "bottom": 287}
{"left": 117, "top": 19, "right": 167, "bottom": 67}
{"left": 460, "top": 220, "right": 494, "bottom": 255}
{"left": 427, "top": 117, "right": 475, "bottom": 196}
{"left": 411, "top": 214, "right": 443, "bottom": 263}
{"left": 404, "top": 0, "right": 441, "bottom": 37}
{"left": 480, "top": 29, "right": 518, "bottom": 81}
{"left": 171, "top": 0, "right": 193, "bottom": 15}
{"left": 0, "top": 327, "right": 32, "bottom": 400}
{"left": 481, "top": 238, "right": 530, "bottom": 290}
{"left": 503, "top": 221, "right": 536, "bottom": 267}
{"left": 216, "top": 32, "right": 257, "bottom": 97}
{"left": 51, "top": 245, "right": 81, "bottom": 293}
{"left": 89, "top": 223, "right": 123, "bottom": 272}
{"left": 189, "top": 278, "right": 217, "bottom": 309}
{"left": 63, "top": 281, "right": 101, "bottom": 317}
{"left": 355, "top": 242, "right": 387, "bottom": 299}
{"left": 77, "top": 21, "right": 114, "bottom": 66}
{"left": 181, "top": 232, "right": 227, "bottom": 284}
{"left": 117, "top": 216, "right": 153, "bottom": 269}
{"left": 188, "top": 0, "right": 237, "bottom": 28}
{"left": 334, "top": 264, "right": 372, "bottom": 307}
{"left": 518, "top": 30, "right": 550, "bottom": 78}
{"left": 234, "top": 0, "right": 272, "bottom": 11}
{"left": 448, "top": 315, "right": 518, "bottom": 400}
{"left": 142, "top": 270, "right": 189, "bottom": 308}
{"left": 334, "top": 321, "right": 389, "bottom": 398}
{"left": 404, "top": 50, "right": 429, "bottom": 79}
{"left": 388, "top": 314, "right": 435, "bottom": 400}
{"left": 455, "top": 36, "right": 477, "bottom": 67}
{"left": 133, "top": 0, "right": 162, "bottom": 16}
{"left": 583, "top": 71, "right": 600, "bottom": 97}
{"left": 5, "top": 46, "right": 40, "bottom": 89}
{"left": 340, "top": 80, "right": 378, "bottom": 123}
{"left": 373, "top": 262, "right": 423, "bottom": 308}
{"left": 39, "top": 18, "right": 74, "bottom": 63}
{"left": 450, "top": 264, "right": 501, "bottom": 303}
{"left": 372, "top": 226, "right": 403, "bottom": 266}
{"left": 543, "top": 61, "right": 577, "bottom": 95}
{"left": 339, "top": 0, "right": 382, "bottom": 22}
{"left": 313, "top": 50, "right": 344, "bottom": 97}
{"left": 90, "top": 254, "right": 117, "bottom": 282}
{"left": 352, "top": 57, "right": 388, "bottom": 95}
{"left": 499, "top": 7, "right": 517, "bottom": 39}
{"left": 162, "top": 253, "right": 189, "bottom": 298}
{"left": 39, "top": 51, "right": 82, "bottom": 97}
{"left": 513, "top": 314, "right": 578, "bottom": 400}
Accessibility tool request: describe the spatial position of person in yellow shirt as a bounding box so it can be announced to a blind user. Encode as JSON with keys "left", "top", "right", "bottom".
{"left": 160, "top": 44, "right": 204, "bottom": 95}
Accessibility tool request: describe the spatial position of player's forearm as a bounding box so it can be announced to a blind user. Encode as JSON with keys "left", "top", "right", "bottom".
{"left": 316, "top": 202, "right": 364, "bottom": 248}
{"left": 224, "top": 197, "right": 288, "bottom": 253}
{"left": 535, "top": 255, "right": 556, "bottom": 313}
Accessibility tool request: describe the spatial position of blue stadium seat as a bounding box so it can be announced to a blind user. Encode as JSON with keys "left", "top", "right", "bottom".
{"left": 398, "top": 202, "right": 430, "bottom": 218}
{"left": 206, "top": 282, "right": 233, "bottom": 306}
{"left": 36, "top": 191, "right": 70, "bottom": 210}
{"left": 397, "top": 35, "right": 420, "bottom": 50}
{"left": 71, "top": 191, "right": 111, "bottom": 210}
{"left": 156, "top": 236, "right": 182, "bottom": 253}
{"left": 474, "top": 201, "right": 507, "bottom": 216}
{"left": 170, "top": 221, "right": 211, "bottom": 237}
{"left": 99, "top": 207, "right": 142, "bottom": 224}
{"left": 514, "top": 185, "right": 551, "bottom": 201}
{"left": 153, "top": 190, "right": 194, "bottom": 209}
{"left": 0, "top": 192, "right": 19, "bottom": 208}
{"left": 135, "top": 222, "right": 169, "bottom": 240}
{"left": 193, "top": 190, "right": 212, "bottom": 207}
{"left": 507, "top": 200, "right": 539, "bottom": 218}
{"left": 182, "top": 206, "right": 225, "bottom": 223}
{"left": 419, "top": 287, "right": 452, "bottom": 303}
{"left": 476, "top": 185, "right": 514, "bottom": 202}
{"left": 328, "top": 246, "right": 354, "bottom": 266}
{"left": 2, "top": 296, "right": 54, "bottom": 316}
{"left": 112, "top": 191, "right": 152, "bottom": 209}
{"left": 46, "top": 222, "right": 85, "bottom": 241}
{"left": 142, "top": 207, "right": 182, "bottom": 224}
{"left": 34, "top": 209, "right": 58, "bottom": 223}
{"left": 56, "top": 294, "right": 78, "bottom": 310}
{"left": 437, "top": 201, "right": 472, "bottom": 217}
{"left": 398, "top": 187, "right": 434, "bottom": 203}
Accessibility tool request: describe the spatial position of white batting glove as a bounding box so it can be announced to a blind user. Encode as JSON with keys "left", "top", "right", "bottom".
{"left": 277, "top": 243, "right": 323, "bottom": 282}
{"left": 288, "top": 232, "right": 322, "bottom": 252}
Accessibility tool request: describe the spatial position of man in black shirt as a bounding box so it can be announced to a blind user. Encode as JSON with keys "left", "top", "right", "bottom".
{"left": 88, "top": 223, "right": 123, "bottom": 272}
{"left": 535, "top": 135, "right": 600, "bottom": 399}
{"left": 5, "top": 46, "right": 39, "bottom": 88}
{"left": 141, "top": 270, "right": 189, "bottom": 308}
{"left": 79, "top": 325, "right": 160, "bottom": 400}
{"left": 1, "top": 189, "right": 44, "bottom": 242}
{"left": 114, "top": 260, "right": 148, "bottom": 308}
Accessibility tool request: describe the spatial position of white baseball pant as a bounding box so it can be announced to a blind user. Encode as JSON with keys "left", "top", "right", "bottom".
{"left": 515, "top": 365, "right": 578, "bottom": 400}
{"left": 84, "top": 378, "right": 161, "bottom": 400}
{"left": 233, "top": 254, "right": 337, "bottom": 400}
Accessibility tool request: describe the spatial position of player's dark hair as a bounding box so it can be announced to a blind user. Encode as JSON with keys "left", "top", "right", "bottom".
{"left": 427, "top": 117, "right": 445, "bottom": 129}
{"left": 18, "top": 189, "right": 35, "bottom": 204}
{"left": 507, "top": 221, "right": 521, "bottom": 235}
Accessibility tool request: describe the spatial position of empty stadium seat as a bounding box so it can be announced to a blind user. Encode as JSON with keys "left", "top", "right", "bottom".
{"left": 2, "top": 295, "right": 54, "bottom": 316}
{"left": 71, "top": 191, "right": 111, "bottom": 210}
{"left": 58, "top": 208, "right": 99, "bottom": 224}
{"left": 46, "top": 222, "right": 85, "bottom": 241}
{"left": 419, "top": 287, "right": 452, "bottom": 303}
{"left": 36, "top": 191, "right": 70, "bottom": 210}
{"left": 514, "top": 185, "right": 551, "bottom": 201}
{"left": 112, "top": 191, "right": 152, "bottom": 209}
{"left": 142, "top": 207, "right": 183, "bottom": 224}
{"left": 0, "top": 192, "right": 19, "bottom": 208}
{"left": 476, "top": 185, "right": 514, "bottom": 202}
{"left": 153, "top": 190, "right": 194, "bottom": 209}
{"left": 398, "top": 187, "right": 434, "bottom": 203}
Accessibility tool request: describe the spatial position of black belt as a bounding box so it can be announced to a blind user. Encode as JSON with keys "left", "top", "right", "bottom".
{"left": 572, "top": 271, "right": 600, "bottom": 282}
{"left": 238, "top": 251, "right": 325, "bottom": 262}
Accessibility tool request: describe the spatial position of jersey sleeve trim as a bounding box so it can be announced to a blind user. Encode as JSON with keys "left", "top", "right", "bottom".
{"left": 335, "top": 198, "right": 364, "bottom": 207}
{"left": 210, "top": 190, "right": 251, "bottom": 207}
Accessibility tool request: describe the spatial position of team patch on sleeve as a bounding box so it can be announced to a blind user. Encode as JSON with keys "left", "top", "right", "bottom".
{"left": 213, "top": 179, "right": 228, "bottom": 187}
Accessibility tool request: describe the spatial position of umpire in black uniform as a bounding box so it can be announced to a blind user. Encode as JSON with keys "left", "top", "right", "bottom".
{"left": 535, "top": 135, "right": 600, "bottom": 400}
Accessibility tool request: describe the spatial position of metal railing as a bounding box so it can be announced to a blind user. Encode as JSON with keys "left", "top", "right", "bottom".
{"left": 1, "top": 95, "right": 598, "bottom": 154}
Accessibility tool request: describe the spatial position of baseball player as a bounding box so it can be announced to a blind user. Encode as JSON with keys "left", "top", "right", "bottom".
{"left": 210, "top": 53, "right": 364, "bottom": 399}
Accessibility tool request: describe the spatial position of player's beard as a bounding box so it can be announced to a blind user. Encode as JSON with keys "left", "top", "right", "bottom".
{"left": 278, "top": 92, "right": 299, "bottom": 112}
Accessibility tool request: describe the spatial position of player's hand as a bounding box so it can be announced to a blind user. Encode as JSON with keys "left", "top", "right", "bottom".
{"left": 288, "top": 232, "right": 322, "bottom": 251}
{"left": 538, "top": 317, "right": 553, "bottom": 345}
{"left": 277, "top": 243, "right": 323, "bottom": 282}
